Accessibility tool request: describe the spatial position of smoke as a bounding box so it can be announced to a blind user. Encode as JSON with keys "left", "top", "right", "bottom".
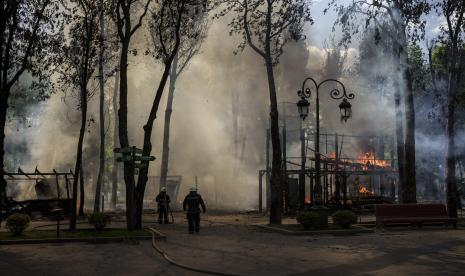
{"left": 5, "top": 4, "right": 458, "bottom": 210}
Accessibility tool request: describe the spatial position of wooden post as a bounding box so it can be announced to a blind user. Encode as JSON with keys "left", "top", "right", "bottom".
{"left": 343, "top": 173, "right": 347, "bottom": 206}
{"left": 310, "top": 174, "right": 314, "bottom": 206}
{"left": 259, "top": 172, "right": 263, "bottom": 213}
{"left": 54, "top": 170, "right": 60, "bottom": 200}
{"left": 64, "top": 174, "right": 70, "bottom": 199}
{"left": 282, "top": 122, "right": 288, "bottom": 213}
{"left": 390, "top": 135, "right": 395, "bottom": 168}
{"left": 266, "top": 128, "right": 271, "bottom": 211}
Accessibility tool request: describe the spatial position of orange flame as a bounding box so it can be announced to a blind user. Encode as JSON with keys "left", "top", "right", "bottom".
{"left": 356, "top": 152, "right": 389, "bottom": 170}
{"left": 358, "top": 185, "right": 375, "bottom": 195}
{"left": 305, "top": 196, "right": 311, "bottom": 204}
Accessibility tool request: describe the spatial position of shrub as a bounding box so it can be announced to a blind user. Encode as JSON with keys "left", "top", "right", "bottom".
{"left": 296, "top": 211, "right": 320, "bottom": 230}
{"left": 6, "top": 213, "right": 31, "bottom": 235}
{"left": 332, "top": 210, "right": 357, "bottom": 229}
{"left": 88, "top": 212, "right": 111, "bottom": 231}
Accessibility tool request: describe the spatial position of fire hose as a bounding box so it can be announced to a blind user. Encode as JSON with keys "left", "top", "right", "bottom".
{"left": 148, "top": 228, "right": 244, "bottom": 276}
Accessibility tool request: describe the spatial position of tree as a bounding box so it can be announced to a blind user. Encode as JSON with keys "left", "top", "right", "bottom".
{"left": 432, "top": 0, "right": 465, "bottom": 217}
{"left": 94, "top": 0, "right": 106, "bottom": 212}
{"left": 158, "top": 4, "right": 209, "bottom": 193}
{"left": 323, "top": 36, "right": 347, "bottom": 80}
{"left": 112, "top": 0, "right": 152, "bottom": 230}
{"left": 133, "top": 0, "right": 202, "bottom": 229}
{"left": 111, "top": 72, "right": 119, "bottom": 209}
{"left": 0, "top": 0, "right": 64, "bottom": 209}
{"left": 58, "top": 0, "right": 100, "bottom": 230}
{"left": 212, "top": 0, "right": 312, "bottom": 224}
{"left": 330, "top": 0, "right": 430, "bottom": 203}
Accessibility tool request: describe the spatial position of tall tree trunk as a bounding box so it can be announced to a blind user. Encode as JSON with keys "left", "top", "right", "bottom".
{"left": 112, "top": 73, "right": 119, "bottom": 209}
{"left": 0, "top": 93, "right": 9, "bottom": 208}
{"left": 264, "top": 2, "right": 282, "bottom": 225}
{"left": 159, "top": 53, "right": 178, "bottom": 191}
{"left": 94, "top": 0, "right": 106, "bottom": 212}
{"left": 265, "top": 59, "right": 282, "bottom": 225}
{"left": 119, "top": 39, "right": 136, "bottom": 230}
{"left": 78, "top": 163, "right": 85, "bottom": 217}
{"left": 446, "top": 68, "right": 459, "bottom": 218}
{"left": 446, "top": 99, "right": 458, "bottom": 217}
{"left": 393, "top": 76, "right": 406, "bottom": 203}
{"left": 135, "top": 63, "right": 172, "bottom": 229}
{"left": 402, "top": 66, "right": 417, "bottom": 203}
{"left": 70, "top": 84, "right": 88, "bottom": 230}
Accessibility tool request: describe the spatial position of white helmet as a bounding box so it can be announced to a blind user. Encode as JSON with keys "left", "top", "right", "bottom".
{"left": 190, "top": 186, "right": 198, "bottom": 192}
{"left": 161, "top": 187, "right": 167, "bottom": 192}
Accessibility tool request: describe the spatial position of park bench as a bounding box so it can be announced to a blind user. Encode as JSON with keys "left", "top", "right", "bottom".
{"left": 375, "top": 204, "right": 457, "bottom": 228}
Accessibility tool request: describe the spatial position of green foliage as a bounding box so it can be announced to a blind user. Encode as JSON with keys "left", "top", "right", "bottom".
{"left": 332, "top": 210, "right": 357, "bottom": 229}
{"left": 296, "top": 211, "right": 328, "bottom": 230}
{"left": 88, "top": 212, "right": 111, "bottom": 231}
{"left": 6, "top": 214, "right": 31, "bottom": 235}
{"left": 212, "top": 0, "right": 313, "bottom": 65}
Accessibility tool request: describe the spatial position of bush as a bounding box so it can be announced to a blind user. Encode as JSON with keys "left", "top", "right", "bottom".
{"left": 88, "top": 212, "right": 111, "bottom": 231}
{"left": 296, "top": 211, "right": 328, "bottom": 230}
{"left": 332, "top": 210, "right": 357, "bottom": 229}
{"left": 6, "top": 213, "right": 31, "bottom": 235}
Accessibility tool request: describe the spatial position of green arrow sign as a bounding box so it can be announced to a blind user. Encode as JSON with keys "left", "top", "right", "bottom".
{"left": 132, "top": 147, "right": 143, "bottom": 155}
{"left": 134, "top": 156, "right": 156, "bottom": 161}
{"left": 116, "top": 156, "right": 133, "bottom": 162}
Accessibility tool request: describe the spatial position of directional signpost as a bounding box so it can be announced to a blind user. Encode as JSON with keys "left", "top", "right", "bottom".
{"left": 114, "top": 146, "right": 156, "bottom": 175}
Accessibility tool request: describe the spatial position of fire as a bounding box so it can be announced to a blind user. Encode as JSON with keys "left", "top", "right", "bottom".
{"left": 305, "top": 195, "right": 311, "bottom": 204}
{"left": 356, "top": 151, "right": 389, "bottom": 169}
{"left": 322, "top": 151, "right": 390, "bottom": 170}
{"left": 358, "top": 185, "right": 374, "bottom": 195}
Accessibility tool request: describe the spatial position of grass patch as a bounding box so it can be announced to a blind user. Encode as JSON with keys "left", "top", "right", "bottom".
{"left": 0, "top": 229, "right": 150, "bottom": 241}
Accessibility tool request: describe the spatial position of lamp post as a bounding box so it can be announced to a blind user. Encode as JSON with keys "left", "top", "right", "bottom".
{"left": 296, "top": 78, "right": 354, "bottom": 208}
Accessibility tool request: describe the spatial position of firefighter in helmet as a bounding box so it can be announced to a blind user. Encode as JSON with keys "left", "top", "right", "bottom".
{"left": 182, "top": 186, "right": 206, "bottom": 233}
{"left": 156, "top": 187, "right": 171, "bottom": 224}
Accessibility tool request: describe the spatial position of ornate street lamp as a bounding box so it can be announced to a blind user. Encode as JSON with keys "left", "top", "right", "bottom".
{"left": 339, "top": 98, "right": 352, "bottom": 122}
{"left": 297, "top": 98, "right": 310, "bottom": 120}
{"left": 296, "top": 78, "right": 355, "bottom": 208}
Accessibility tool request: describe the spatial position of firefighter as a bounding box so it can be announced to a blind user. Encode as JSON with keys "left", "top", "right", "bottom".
{"left": 156, "top": 187, "right": 171, "bottom": 224}
{"left": 182, "top": 187, "right": 206, "bottom": 234}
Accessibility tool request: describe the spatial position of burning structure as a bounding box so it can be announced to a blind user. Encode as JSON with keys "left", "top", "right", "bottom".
{"left": 258, "top": 125, "right": 398, "bottom": 213}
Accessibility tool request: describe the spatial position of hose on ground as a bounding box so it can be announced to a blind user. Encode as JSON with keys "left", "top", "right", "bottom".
{"left": 149, "top": 228, "right": 244, "bottom": 276}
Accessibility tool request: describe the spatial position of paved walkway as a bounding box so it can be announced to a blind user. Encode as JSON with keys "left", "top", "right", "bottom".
{"left": 1, "top": 213, "right": 465, "bottom": 275}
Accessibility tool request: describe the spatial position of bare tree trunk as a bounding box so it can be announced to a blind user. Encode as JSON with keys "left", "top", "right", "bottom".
{"left": 78, "top": 163, "right": 85, "bottom": 217}
{"left": 70, "top": 84, "right": 88, "bottom": 230}
{"left": 159, "top": 53, "right": 178, "bottom": 191}
{"left": 94, "top": 0, "right": 106, "bottom": 212}
{"left": 135, "top": 63, "right": 172, "bottom": 229}
{"left": 0, "top": 95, "right": 9, "bottom": 208}
{"left": 112, "top": 73, "right": 119, "bottom": 209}
{"left": 265, "top": 58, "right": 282, "bottom": 225}
{"left": 446, "top": 69, "right": 459, "bottom": 218}
{"left": 403, "top": 66, "right": 417, "bottom": 203}
{"left": 119, "top": 38, "right": 137, "bottom": 230}
{"left": 394, "top": 77, "right": 406, "bottom": 203}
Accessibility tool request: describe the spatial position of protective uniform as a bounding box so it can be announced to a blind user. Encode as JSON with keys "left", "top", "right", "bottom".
{"left": 156, "top": 188, "right": 171, "bottom": 224}
{"left": 182, "top": 188, "right": 206, "bottom": 233}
